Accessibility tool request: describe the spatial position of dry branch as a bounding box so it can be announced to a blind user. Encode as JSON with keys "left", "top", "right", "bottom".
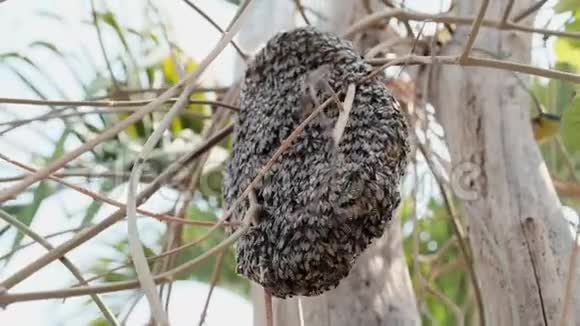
{"left": 0, "top": 124, "right": 233, "bottom": 291}
{"left": 0, "top": 152, "right": 221, "bottom": 227}
{"left": 0, "top": 209, "right": 120, "bottom": 326}
{"left": 459, "top": 0, "right": 490, "bottom": 63}
{"left": 0, "top": 72, "right": 337, "bottom": 304}
{"left": 124, "top": 1, "right": 253, "bottom": 323}
{"left": 0, "top": 97, "right": 240, "bottom": 112}
{"left": 367, "top": 55, "right": 580, "bottom": 83}
{"left": 343, "top": 8, "right": 580, "bottom": 40}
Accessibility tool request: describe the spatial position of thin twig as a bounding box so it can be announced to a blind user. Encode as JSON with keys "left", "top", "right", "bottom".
{"left": 90, "top": 0, "right": 119, "bottom": 90}
{"left": 333, "top": 83, "right": 356, "bottom": 146}
{"left": 180, "top": 0, "right": 248, "bottom": 60}
{"left": 343, "top": 8, "right": 580, "bottom": 40}
{"left": 89, "top": 86, "right": 228, "bottom": 100}
{"left": 0, "top": 97, "right": 239, "bottom": 112}
{"left": 0, "top": 69, "right": 336, "bottom": 304}
{"left": 415, "top": 141, "right": 485, "bottom": 326}
{"left": 513, "top": 0, "right": 548, "bottom": 23}
{"left": 125, "top": 2, "right": 253, "bottom": 323}
{"left": 0, "top": 220, "right": 248, "bottom": 304}
{"left": 264, "top": 288, "right": 273, "bottom": 326}
{"left": 552, "top": 178, "right": 580, "bottom": 199}
{"left": 0, "top": 91, "right": 214, "bottom": 202}
{"left": 555, "top": 137, "right": 578, "bottom": 182}
{"left": 75, "top": 218, "right": 229, "bottom": 288}
{"left": 0, "top": 123, "right": 233, "bottom": 291}
{"left": 197, "top": 251, "right": 226, "bottom": 326}
{"left": 425, "top": 282, "right": 465, "bottom": 326}
{"left": 157, "top": 107, "right": 233, "bottom": 310}
{"left": 501, "top": 0, "right": 515, "bottom": 25}
{"left": 0, "top": 171, "right": 152, "bottom": 183}
{"left": 0, "top": 227, "right": 89, "bottom": 262}
{"left": 367, "top": 55, "right": 580, "bottom": 84}
{"left": 0, "top": 152, "right": 222, "bottom": 227}
{"left": 293, "top": 0, "right": 311, "bottom": 25}
{"left": 0, "top": 209, "right": 120, "bottom": 326}
{"left": 0, "top": 109, "right": 211, "bottom": 130}
{"left": 459, "top": 0, "right": 490, "bottom": 63}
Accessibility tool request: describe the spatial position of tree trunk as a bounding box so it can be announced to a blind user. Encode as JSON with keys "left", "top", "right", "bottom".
{"left": 252, "top": 223, "right": 419, "bottom": 326}
{"left": 430, "top": 1, "right": 577, "bottom": 325}
{"left": 250, "top": 1, "right": 420, "bottom": 325}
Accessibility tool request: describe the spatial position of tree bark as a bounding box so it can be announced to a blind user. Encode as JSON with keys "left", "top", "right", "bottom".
{"left": 430, "top": 1, "right": 577, "bottom": 325}
{"left": 253, "top": 223, "right": 419, "bottom": 326}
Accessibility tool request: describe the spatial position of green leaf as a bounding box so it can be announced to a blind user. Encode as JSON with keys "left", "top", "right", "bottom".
{"left": 554, "top": 0, "right": 580, "bottom": 13}
{"left": 161, "top": 52, "right": 209, "bottom": 134}
{"left": 95, "top": 10, "right": 139, "bottom": 80}
{"left": 87, "top": 317, "right": 110, "bottom": 326}
{"left": 2, "top": 55, "right": 68, "bottom": 99}
{"left": 96, "top": 11, "right": 130, "bottom": 52}
{"left": 29, "top": 41, "right": 88, "bottom": 93}
{"left": 8, "top": 183, "right": 52, "bottom": 257}
{"left": 80, "top": 179, "right": 115, "bottom": 225}
{"left": 561, "top": 95, "right": 580, "bottom": 155}
{"left": 8, "top": 131, "right": 69, "bottom": 256}
{"left": 103, "top": 272, "right": 130, "bottom": 283}
{"left": 85, "top": 75, "right": 111, "bottom": 97}
{"left": 176, "top": 203, "right": 249, "bottom": 295}
{"left": 555, "top": 37, "right": 580, "bottom": 69}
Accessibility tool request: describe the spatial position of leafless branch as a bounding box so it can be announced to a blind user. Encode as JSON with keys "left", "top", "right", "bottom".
{"left": 367, "top": 55, "right": 580, "bottom": 84}
{"left": 0, "top": 209, "right": 120, "bottom": 326}
{"left": 0, "top": 65, "right": 337, "bottom": 303}
{"left": 197, "top": 251, "right": 226, "bottom": 326}
{"left": 501, "top": 0, "right": 515, "bottom": 25}
{"left": 343, "top": 8, "right": 580, "bottom": 40}
{"left": 180, "top": 0, "right": 248, "bottom": 60}
{"left": 124, "top": 1, "right": 253, "bottom": 322}
{"left": 89, "top": 86, "right": 228, "bottom": 100}
{"left": 513, "top": 0, "right": 548, "bottom": 23}
{"left": 553, "top": 178, "right": 580, "bottom": 199}
{"left": 425, "top": 282, "right": 465, "bottom": 326}
{"left": 293, "top": 0, "right": 311, "bottom": 25}
{"left": 0, "top": 97, "right": 239, "bottom": 111}
{"left": 90, "top": 0, "right": 119, "bottom": 90}
{"left": 459, "top": 0, "right": 490, "bottom": 63}
{"left": 0, "top": 123, "right": 233, "bottom": 291}
{"left": 0, "top": 152, "right": 222, "bottom": 228}
{"left": 415, "top": 140, "right": 485, "bottom": 326}
{"left": 0, "top": 227, "right": 89, "bottom": 262}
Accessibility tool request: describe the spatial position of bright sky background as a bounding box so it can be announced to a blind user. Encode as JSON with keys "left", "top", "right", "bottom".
{"left": 0, "top": 0, "right": 574, "bottom": 325}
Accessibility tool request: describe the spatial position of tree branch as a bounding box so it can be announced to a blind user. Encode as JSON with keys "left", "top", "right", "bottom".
{"left": 459, "top": 0, "right": 490, "bottom": 63}
{"left": 343, "top": 8, "right": 580, "bottom": 40}
{"left": 0, "top": 68, "right": 337, "bottom": 303}
{"left": 0, "top": 152, "right": 223, "bottom": 227}
{"left": 0, "top": 209, "right": 120, "bottom": 326}
{"left": 0, "top": 123, "right": 233, "bottom": 291}
{"left": 501, "top": 0, "right": 515, "bottom": 25}
{"left": 513, "top": 0, "right": 548, "bottom": 23}
{"left": 180, "top": 0, "right": 248, "bottom": 60}
{"left": 367, "top": 55, "right": 580, "bottom": 84}
{"left": 0, "top": 97, "right": 239, "bottom": 112}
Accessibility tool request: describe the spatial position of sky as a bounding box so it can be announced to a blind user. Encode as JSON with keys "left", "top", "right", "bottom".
{"left": 0, "top": 0, "right": 575, "bottom": 325}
